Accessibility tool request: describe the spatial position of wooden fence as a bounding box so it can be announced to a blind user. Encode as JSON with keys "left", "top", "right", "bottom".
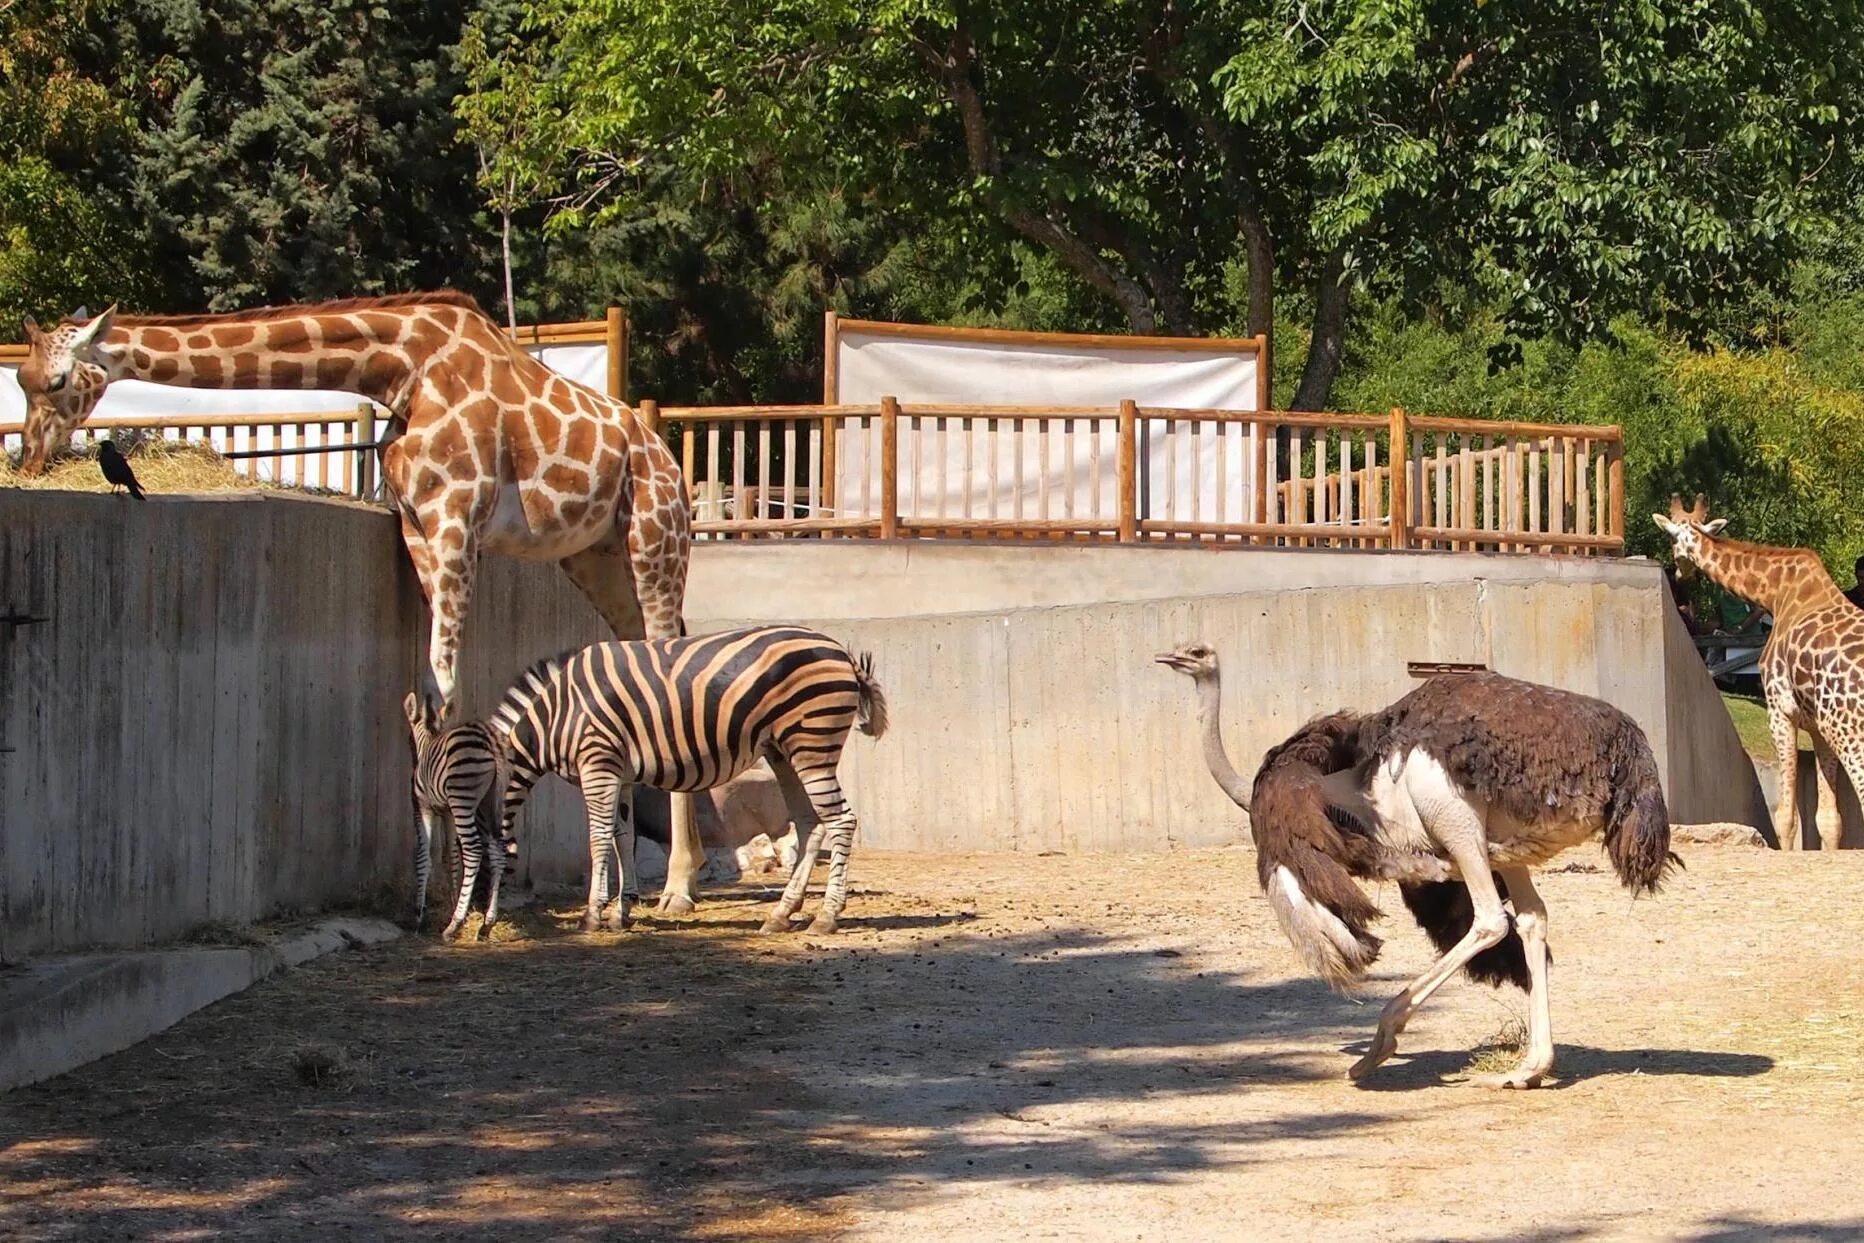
{"left": 5, "top": 385, "right": 1626, "bottom": 554}
{"left": 656, "top": 402, "right": 1626, "bottom": 554}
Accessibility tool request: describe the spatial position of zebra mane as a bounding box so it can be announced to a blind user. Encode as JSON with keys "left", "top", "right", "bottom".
{"left": 489, "top": 647, "right": 582, "bottom": 738}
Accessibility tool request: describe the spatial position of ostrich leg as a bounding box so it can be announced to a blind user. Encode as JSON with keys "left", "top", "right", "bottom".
{"left": 1766, "top": 703, "right": 1802, "bottom": 850}
{"left": 558, "top": 544, "right": 706, "bottom": 915}
{"left": 1480, "top": 867, "right": 1554, "bottom": 1089}
{"left": 1349, "top": 795, "right": 1511, "bottom": 1082}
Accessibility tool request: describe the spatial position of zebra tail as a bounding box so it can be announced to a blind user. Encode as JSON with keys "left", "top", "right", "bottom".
{"left": 853, "top": 651, "right": 889, "bottom": 740}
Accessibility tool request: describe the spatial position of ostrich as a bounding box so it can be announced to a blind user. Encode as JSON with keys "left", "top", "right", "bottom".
{"left": 1156, "top": 643, "right": 1677, "bottom": 1088}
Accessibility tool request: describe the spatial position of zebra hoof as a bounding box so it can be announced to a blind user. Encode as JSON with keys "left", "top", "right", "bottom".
{"left": 807, "top": 914, "right": 839, "bottom": 935}
{"left": 440, "top": 922, "right": 465, "bottom": 943}
{"left": 758, "top": 914, "right": 793, "bottom": 935}
{"left": 580, "top": 911, "right": 603, "bottom": 933}
{"left": 603, "top": 906, "right": 633, "bottom": 932}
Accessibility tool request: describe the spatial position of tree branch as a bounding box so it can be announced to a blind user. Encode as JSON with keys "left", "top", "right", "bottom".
{"left": 915, "top": 25, "right": 1159, "bottom": 333}
{"left": 1291, "top": 248, "right": 1351, "bottom": 411}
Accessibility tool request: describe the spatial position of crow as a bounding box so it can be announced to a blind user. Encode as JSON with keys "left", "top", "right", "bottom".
{"left": 98, "top": 440, "right": 145, "bottom": 499}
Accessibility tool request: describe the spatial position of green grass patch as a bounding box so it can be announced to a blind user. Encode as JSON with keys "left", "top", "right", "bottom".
{"left": 1722, "top": 691, "right": 1778, "bottom": 762}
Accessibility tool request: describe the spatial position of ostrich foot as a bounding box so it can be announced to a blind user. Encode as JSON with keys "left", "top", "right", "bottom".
{"left": 1346, "top": 1027, "right": 1400, "bottom": 1081}
{"left": 1473, "top": 1059, "right": 1553, "bottom": 1090}
{"left": 759, "top": 912, "right": 795, "bottom": 935}
{"left": 807, "top": 913, "right": 840, "bottom": 935}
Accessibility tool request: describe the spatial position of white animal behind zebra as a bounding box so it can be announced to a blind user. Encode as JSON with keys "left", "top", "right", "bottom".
{"left": 415, "top": 624, "right": 888, "bottom": 937}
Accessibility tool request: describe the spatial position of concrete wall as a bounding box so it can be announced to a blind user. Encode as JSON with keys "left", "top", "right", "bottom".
{"left": 1, "top": 494, "right": 1765, "bottom": 957}
{"left": 0, "top": 491, "right": 607, "bottom": 958}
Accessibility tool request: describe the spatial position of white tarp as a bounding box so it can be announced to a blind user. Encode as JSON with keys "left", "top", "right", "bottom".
{"left": 1, "top": 341, "right": 609, "bottom": 489}
{"left": 832, "top": 328, "right": 1261, "bottom": 524}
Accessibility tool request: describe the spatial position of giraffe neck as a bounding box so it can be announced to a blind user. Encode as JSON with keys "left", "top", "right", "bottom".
{"left": 1691, "top": 535, "right": 1846, "bottom": 623}
{"left": 96, "top": 312, "right": 435, "bottom": 406}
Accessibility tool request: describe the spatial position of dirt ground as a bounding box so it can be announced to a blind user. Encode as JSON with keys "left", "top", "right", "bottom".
{"left": 3, "top": 844, "right": 1862, "bottom": 1242}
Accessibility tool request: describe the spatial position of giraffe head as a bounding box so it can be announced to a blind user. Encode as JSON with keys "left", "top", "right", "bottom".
{"left": 1650, "top": 493, "right": 1728, "bottom": 570}
{"left": 16, "top": 305, "right": 118, "bottom": 475}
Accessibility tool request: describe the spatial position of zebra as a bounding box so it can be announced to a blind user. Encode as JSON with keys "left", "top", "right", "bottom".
{"left": 490, "top": 624, "right": 889, "bottom": 934}
{"left": 403, "top": 692, "right": 511, "bottom": 941}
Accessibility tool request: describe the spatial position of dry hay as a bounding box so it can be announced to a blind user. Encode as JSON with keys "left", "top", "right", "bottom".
{"left": 1464, "top": 1018, "right": 1529, "bottom": 1074}
{"left": 1, "top": 434, "right": 269, "bottom": 494}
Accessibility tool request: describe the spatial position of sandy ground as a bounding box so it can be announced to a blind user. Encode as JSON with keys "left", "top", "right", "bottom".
{"left": 2, "top": 845, "right": 1862, "bottom": 1242}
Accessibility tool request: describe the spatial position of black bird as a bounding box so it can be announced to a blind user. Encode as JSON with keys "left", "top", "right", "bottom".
{"left": 98, "top": 440, "right": 145, "bottom": 499}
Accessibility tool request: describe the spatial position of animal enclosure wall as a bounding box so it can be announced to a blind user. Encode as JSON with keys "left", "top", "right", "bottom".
{"left": 0, "top": 491, "right": 611, "bottom": 959}
{"left": 0, "top": 495, "right": 1764, "bottom": 959}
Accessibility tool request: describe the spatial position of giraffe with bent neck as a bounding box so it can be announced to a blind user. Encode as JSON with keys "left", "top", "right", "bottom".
{"left": 1653, "top": 494, "right": 1864, "bottom": 851}
{"left": 15, "top": 292, "right": 708, "bottom": 911}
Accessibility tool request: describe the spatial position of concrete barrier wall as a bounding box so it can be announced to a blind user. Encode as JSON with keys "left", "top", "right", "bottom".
{"left": 0, "top": 492, "right": 607, "bottom": 958}
{"left": 1, "top": 493, "right": 1766, "bottom": 956}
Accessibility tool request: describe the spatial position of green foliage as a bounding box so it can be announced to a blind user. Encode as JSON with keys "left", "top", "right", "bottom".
{"left": 127, "top": 0, "right": 494, "bottom": 310}
{"left": 1336, "top": 301, "right": 1864, "bottom": 574}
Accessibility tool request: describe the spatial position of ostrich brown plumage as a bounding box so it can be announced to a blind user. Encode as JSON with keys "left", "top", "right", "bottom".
{"left": 1158, "top": 644, "right": 1677, "bottom": 1089}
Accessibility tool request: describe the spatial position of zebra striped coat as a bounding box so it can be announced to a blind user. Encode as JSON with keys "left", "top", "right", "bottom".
{"left": 492, "top": 625, "right": 887, "bottom": 933}
{"left": 403, "top": 692, "right": 510, "bottom": 941}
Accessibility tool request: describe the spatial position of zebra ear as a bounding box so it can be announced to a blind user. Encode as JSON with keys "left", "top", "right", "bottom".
{"left": 402, "top": 691, "right": 429, "bottom": 730}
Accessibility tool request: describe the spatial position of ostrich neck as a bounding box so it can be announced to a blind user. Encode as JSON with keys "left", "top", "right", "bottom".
{"left": 1196, "top": 674, "right": 1253, "bottom": 811}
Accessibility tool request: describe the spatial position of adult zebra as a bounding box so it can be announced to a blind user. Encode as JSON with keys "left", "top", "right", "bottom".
{"left": 492, "top": 625, "right": 888, "bottom": 934}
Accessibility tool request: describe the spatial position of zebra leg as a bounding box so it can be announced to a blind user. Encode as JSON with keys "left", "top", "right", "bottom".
{"left": 413, "top": 806, "right": 440, "bottom": 931}
{"left": 479, "top": 823, "right": 507, "bottom": 940}
{"left": 444, "top": 820, "right": 483, "bottom": 942}
{"left": 810, "top": 813, "right": 860, "bottom": 935}
{"left": 608, "top": 784, "right": 640, "bottom": 931}
{"left": 760, "top": 822, "right": 826, "bottom": 934}
{"left": 581, "top": 770, "right": 624, "bottom": 932}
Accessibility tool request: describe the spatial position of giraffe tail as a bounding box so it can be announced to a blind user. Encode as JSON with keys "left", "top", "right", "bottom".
{"left": 853, "top": 651, "right": 889, "bottom": 740}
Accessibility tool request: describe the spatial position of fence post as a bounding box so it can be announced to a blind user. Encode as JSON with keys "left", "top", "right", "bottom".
{"left": 606, "top": 307, "right": 627, "bottom": 401}
{"left": 1388, "top": 406, "right": 1409, "bottom": 550}
{"left": 879, "top": 395, "right": 900, "bottom": 540}
{"left": 1608, "top": 438, "right": 1626, "bottom": 544}
{"left": 1117, "top": 399, "right": 1138, "bottom": 543}
{"left": 356, "top": 401, "right": 378, "bottom": 500}
{"left": 638, "top": 398, "right": 660, "bottom": 442}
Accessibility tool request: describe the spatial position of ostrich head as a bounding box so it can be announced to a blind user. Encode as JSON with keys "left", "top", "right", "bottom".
{"left": 16, "top": 306, "right": 118, "bottom": 476}
{"left": 1650, "top": 493, "right": 1727, "bottom": 576}
{"left": 1155, "top": 641, "right": 1219, "bottom": 682}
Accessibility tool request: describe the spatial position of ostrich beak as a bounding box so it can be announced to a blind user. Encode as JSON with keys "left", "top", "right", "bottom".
{"left": 1154, "top": 651, "right": 1187, "bottom": 672}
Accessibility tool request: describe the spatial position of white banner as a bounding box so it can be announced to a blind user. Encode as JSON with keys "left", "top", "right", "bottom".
{"left": 832, "top": 326, "right": 1261, "bottom": 524}
{"left": 1, "top": 341, "right": 610, "bottom": 488}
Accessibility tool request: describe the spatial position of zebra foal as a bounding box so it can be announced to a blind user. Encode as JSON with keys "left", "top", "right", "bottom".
{"left": 403, "top": 692, "right": 511, "bottom": 940}
{"left": 493, "top": 625, "right": 888, "bottom": 934}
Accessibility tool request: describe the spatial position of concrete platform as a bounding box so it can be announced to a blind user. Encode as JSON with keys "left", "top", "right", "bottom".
{"left": 0, "top": 917, "right": 400, "bottom": 1092}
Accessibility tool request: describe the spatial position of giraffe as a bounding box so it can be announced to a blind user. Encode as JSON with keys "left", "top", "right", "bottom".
{"left": 14, "top": 292, "right": 708, "bottom": 910}
{"left": 1652, "top": 493, "right": 1864, "bottom": 851}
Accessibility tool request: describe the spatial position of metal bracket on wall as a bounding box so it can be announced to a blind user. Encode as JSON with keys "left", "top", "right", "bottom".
{"left": 1407, "top": 660, "right": 1488, "bottom": 678}
{"left": 1, "top": 609, "right": 48, "bottom": 632}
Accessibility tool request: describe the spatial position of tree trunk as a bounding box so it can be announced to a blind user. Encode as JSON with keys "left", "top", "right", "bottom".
{"left": 1291, "top": 250, "right": 1350, "bottom": 412}
{"left": 501, "top": 204, "right": 518, "bottom": 335}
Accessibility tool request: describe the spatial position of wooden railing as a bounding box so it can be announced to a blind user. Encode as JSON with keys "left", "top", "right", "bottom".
{"left": 656, "top": 402, "right": 1627, "bottom": 555}
{"left": 6, "top": 393, "right": 1627, "bottom": 555}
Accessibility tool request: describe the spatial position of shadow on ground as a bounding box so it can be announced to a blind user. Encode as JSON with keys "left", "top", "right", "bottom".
{"left": 0, "top": 877, "right": 1780, "bottom": 1241}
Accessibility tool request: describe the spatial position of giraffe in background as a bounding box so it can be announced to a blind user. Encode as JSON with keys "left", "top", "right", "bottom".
{"left": 15, "top": 292, "right": 707, "bottom": 911}
{"left": 1653, "top": 494, "right": 1864, "bottom": 851}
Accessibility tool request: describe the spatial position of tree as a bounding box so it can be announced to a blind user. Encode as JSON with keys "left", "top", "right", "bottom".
{"left": 454, "top": 9, "right": 564, "bottom": 331}
{"left": 126, "top": 0, "right": 496, "bottom": 310}
{"left": 504, "top": 0, "right": 1863, "bottom": 408}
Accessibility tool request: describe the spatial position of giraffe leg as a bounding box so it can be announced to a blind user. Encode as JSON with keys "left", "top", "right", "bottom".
{"left": 558, "top": 544, "right": 706, "bottom": 915}
{"left": 1476, "top": 868, "right": 1554, "bottom": 1089}
{"left": 1834, "top": 743, "right": 1864, "bottom": 851}
{"left": 1767, "top": 702, "right": 1802, "bottom": 851}
{"left": 1349, "top": 784, "right": 1510, "bottom": 1083}
{"left": 1811, "top": 734, "right": 1846, "bottom": 853}
{"left": 391, "top": 498, "right": 479, "bottom": 717}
